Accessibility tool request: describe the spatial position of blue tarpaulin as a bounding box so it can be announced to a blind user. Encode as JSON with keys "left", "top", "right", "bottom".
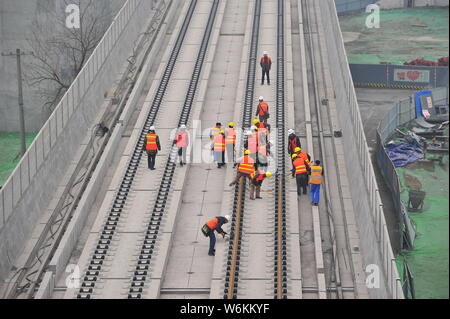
{"left": 385, "top": 143, "right": 424, "bottom": 167}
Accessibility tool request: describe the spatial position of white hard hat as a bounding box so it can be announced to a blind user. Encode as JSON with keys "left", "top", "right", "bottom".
{"left": 250, "top": 125, "right": 257, "bottom": 131}
{"left": 150, "top": 126, "right": 156, "bottom": 131}
{"left": 180, "top": 124, "right": 187, "bottom": 130}
{"left": 259, "top": 96, "right": 264, "bottom": 101}
{"left": 245, "top": 130, "right": 252, "bottom": 136}
{"left": 288, "top": 129, "right": 295, "bottom": 135}
{"left": 224, "top": 215, "right": 231, "bottom": 221}
{"left": 263, "top": 51, "right": 268, "bottom": 55}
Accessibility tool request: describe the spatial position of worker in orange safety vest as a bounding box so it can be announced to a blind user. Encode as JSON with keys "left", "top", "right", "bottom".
{"left": 260, "top": 51, "right": 272, "bottom": 85}
{"left": 249, "top": 170, "right": 272, "bottom": 200}
{"left": 256, "top": 96, "right": 269, "bottom": 124}
{"left": 202, "top": 215, "right": 230, "bottom": 256}
{"left": 213, "top": 130, "right": 226, "bottom": 168}
{"left": 142, "top": 126, "right": 161, "bottom": 170}
{"left": 173, "top": 124, "right": 189, "bottom": 166}
{"left": 225, "top": 122, "right": 236, "bottom": 163}
{"left": 229, "top": 149, "right": 255, "bottom": 186}
{"left": 309, "top": 160, "right": 324, "bottom": 206}
{"left": 292, "top": 153, "right": 309, "bottom": 196}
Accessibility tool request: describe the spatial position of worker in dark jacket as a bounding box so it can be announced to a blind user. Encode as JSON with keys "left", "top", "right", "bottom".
{"left": 142, "top": 126, "right": 161, "bottom": 170}
{"left": 287, "top": 129, "right": 301, "bottom": 155}
{"left": 260, "top": 51, "right": 272, "bottom": 85}
{"left": 204, "top": 215, "right": 230, "bottom": 256}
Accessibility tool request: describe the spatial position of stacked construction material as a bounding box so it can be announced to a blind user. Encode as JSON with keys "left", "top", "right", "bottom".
{"left": 404, "top": 57, "right": 449, "bottom": 66}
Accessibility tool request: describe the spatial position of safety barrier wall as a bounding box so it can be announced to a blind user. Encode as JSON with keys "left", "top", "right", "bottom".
{"left": 376, "top": 87, "right": 448, "bottom": 251}
{"left": 323, "top": 0, "right": 403, "bottom": 298}
{"left": 350, "top": 64, "right": 449, "bottom": 89}
{"left": 0, "top": 0, "right": 156, "bottom": 281}
{"left": 335, "top": 0, "right": 377, "bottom": 13}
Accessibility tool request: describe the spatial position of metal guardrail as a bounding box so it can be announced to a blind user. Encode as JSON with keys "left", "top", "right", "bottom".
{"left": 0, "top": 0, "right": 143, "bottom": 229}
{"left": 324, "top": 0, "right": 403, "bottom": 298}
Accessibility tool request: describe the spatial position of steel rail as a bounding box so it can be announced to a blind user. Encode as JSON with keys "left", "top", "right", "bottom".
{"left": 224, "top": 0, "right": 262, "bottom": 300}
{"left": 274, "top": 0, "right": 287, "bottom": 299}
{"left": 76, "top": 0, "right": 200, "bottom": 299}
{"left": 126, "top": 0, "right": 220, "bottom": 299}
{"left": 4, "top": 0, "right": 171, "bottom": 300}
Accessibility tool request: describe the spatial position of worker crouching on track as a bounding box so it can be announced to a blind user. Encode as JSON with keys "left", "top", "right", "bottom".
{"left": 292, "top": 153, "right": 310, "bottom": 195}
{"left": 142, "top": 126, "right": 161, "bottom": 170}
{"left": 310, "top": 160, "right": 324, "bottom": 206}
{"left": 229, "top": 149, "right": 255, "bottom": 186}
{"left": 213, "top": 130, "right": 226, "bottom": 168}
{"left": 249, "top": 170, "right": 272, "bottom": 200}
{"left": 173, "top": 124, "right": 189, "bottom": 167}
{"left": 201, "top": 215, "right": 230, "bottom": 256}
{"left": 225, "top": 122, "right": 236, "bottom": 163}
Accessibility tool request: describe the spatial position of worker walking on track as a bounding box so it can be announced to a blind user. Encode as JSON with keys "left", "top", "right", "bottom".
{"left": 260, "top": 51, "right": 272, "bottom": 85}
{"left": 201, "top": 215, "right": 230, "bottom": 256}
{"left": 225, "top": 122, "right": 236, "bottom": 163}
{"left": 256, "top": 96, "right": 269, "bottom": 125}
{"left": 310, "top": 160, "right": 324, "bottom": 206}
{"left": 213, "top": 130, "right": 226, "bottom": 168}
{"left": 173, "top": 124, "right": 189, "bottom": 167}
{"left": 142, "top": 126, "right": 161, "bottom": 170}
{"left": 292, "top": 153, "right": 310, "bottom": 196}
{"left": 249, "top": 170, "right": 272, "bottom": 200}
{"left": 229, "top": 149, "right": 255, "bottom": 186}
{"left": 288, "top": 129, "right": 301, "bottom": 156}
{"left": 296, "top": 147, "right": 311, "bottom": 167}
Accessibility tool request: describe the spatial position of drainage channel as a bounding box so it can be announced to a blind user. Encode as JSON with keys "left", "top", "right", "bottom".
{"left": 126, "top": 0, "right": 220, "bottom": 299}
{"left": 224, "top": 0, "right": 261, "bottom": 299}
{"left": 76, "top": 0, "right": 200, "bottom": 299}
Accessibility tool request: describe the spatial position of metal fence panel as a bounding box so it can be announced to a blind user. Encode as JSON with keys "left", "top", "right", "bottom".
{"left": 335, "top": 0, "right": 376, "bottom": 13}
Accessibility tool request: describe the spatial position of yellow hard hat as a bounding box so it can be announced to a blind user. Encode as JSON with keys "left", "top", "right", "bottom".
{"left": 244, "top": 149, "right": 250, "bottom": 155}
{"left": 220, "top": 130, "right": 225, "bottom": 134}
{"left": 295, "top": 147, "right": 301, "bottom": 153}
{"left": 253, "top": 119, "right": 259, "bottom": 125}
{"left": 292, "top": 153, "right": 298, "bottom": 159}
{"left": 266, "top": 172, "right": 272, "bottom": 178}
{"left": 229, "top": 122, "right": 235, "bottom": 127}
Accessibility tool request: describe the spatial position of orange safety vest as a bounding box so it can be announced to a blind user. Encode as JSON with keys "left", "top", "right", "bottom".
{"left": 250, "top": 170, "right": 266, "bottom": 182}
{"left": 293, "top": 158, "right": 307, "bottom": 175}
{"left": 214, "top": 134, "right": 225, "bottom": 151}
{"left": 146, "top": 133, "right": 158, "bottom": 151}
{"left": 257, "top": 102, "right": 269, "bottom": 116}
{"left": 225, "top": 128, "right": 236, "bottom": 145}
{"left": 238, "top": 155, "right": 255, "bottom": 174}
{"left": 176, "top": 130, "right": 189, "bottom": 147}
{"left": 309, "top": 166, "right": 323, "bottom": 184}
{"left": 206, "top": 217, "right": 219, "bottom": 230}
{"left": 298, "top": 152, "right": 311, "bottom": 166}
{"left": 210, "top": 126, "right": 221, "bottom": 139}
{"left": 260, "top": 56, "right": 272, "bottom": 67}
{"left": 248, "top": 134, "right": 258, "bottom": 154}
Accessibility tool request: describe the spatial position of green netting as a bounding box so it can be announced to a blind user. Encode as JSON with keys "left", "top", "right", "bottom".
{"left": 339, "top": 8, "right": 449, "bottom": 64}
{"left": 0, "top": 132, "right": 37, "bottom": 186}
{"left": 396, "top": 152, "right": 449, "bottom": 299}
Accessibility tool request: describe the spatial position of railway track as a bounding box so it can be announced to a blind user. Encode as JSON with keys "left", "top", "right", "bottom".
{"left": 76, "top": 0, "right": 220, "bottom": 298}
{"left": 298, "top": 0, "right": 357, "bottom": 298}
{"left": 224, "top": 0, "right": 288, "bottom": 299}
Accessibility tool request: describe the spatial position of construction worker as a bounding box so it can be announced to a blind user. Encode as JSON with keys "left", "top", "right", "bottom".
{"left": 229, "top": 149, "right": 255, "bottom": 186}
{"left": 310, "top": 160, "right": 324, "bottom": 206}
{"left": 292, "top": 153, "right": 309, "bottom": 195}
{"left": 288, "top": 129, "right": 301, "bottom": 156}
{"left": 260, "top": 51, "right": 272, "bottom": 85}
{"left": 173, "top": 124, "right": 189, "bottom": 166}
{"left": 245, "top": 127, "right": 259, "bottom": 168}
{"left": 249, "top": 170, "right": 272, "bottom": 200}
{"left": 142, "top": 126, "right": 161, "bottom": 170}
{"left": 256, "top": 123, "right": 270, "bottom": 169}
{"left": 202, "top": 215, "right": 230, "bottom": 256}
{"left": 225, "top": 122, "right": 236, "bottom": 163}
{"left": 210, "top": 122, "right": 222, "bottom": 140}
{"left": 213, "top": 130, "right": 226, "bottom": 168}
{"left": 256, "top": 96, "right": 269, "bottom": 125}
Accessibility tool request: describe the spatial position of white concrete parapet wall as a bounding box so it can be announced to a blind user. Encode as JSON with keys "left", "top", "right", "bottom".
{"left": 321, "top": 0, "right": 404, "bottom": 299}
{"left": 0, "top": 0, "right": 157, "bottom": 282}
